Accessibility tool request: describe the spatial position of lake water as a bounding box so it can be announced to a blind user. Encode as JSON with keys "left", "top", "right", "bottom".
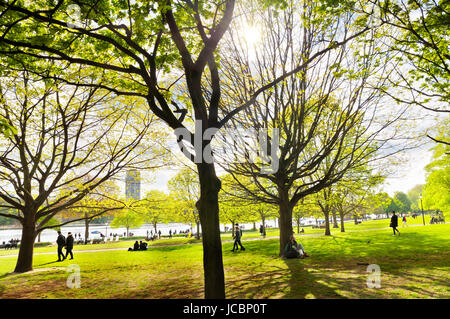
{"left": 0, "top": 220, "right": 279, "bottom": 244}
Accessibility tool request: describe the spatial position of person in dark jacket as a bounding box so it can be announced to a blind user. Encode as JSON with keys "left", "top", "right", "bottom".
{"left": 56, "top": 231, "right": 66, "bottom": 261}
{"left": 139, "top": 241, "right": 148, "bottom": 250}
{"left": 284, "top": 235, "right": 309, "bottom": 259}
{"left": 231, "top": 225, "right": 245, "bottom": 252}
{"left": 133, "top": 241, "right": 139, "bottom": 251}
{"left": 65, "top": 232, "right": 74, "bottom": 259}
{"left": 390, "top": 211, "right": 400, "bottom": 236}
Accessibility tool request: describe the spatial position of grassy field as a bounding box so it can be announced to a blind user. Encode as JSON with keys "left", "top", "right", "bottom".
{"left": 0, "top": 216, "right": 434, "bottom": 257}
{"left": 0, "top": 219, "right": 448, "bottom": 299}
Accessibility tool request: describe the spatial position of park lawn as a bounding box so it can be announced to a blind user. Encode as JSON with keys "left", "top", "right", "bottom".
{"left": 0, "top": 217, "right": 438, "bottom": 257}
{"left": 0, "top": 237, "right": 203, "bottom": 257}
{"left": 0, "top": 223, "right": 448, "bottom": 299}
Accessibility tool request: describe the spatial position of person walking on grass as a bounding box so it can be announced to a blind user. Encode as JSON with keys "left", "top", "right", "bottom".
{"left": 231, "top": 225, "right": 245, "bottom": 252}
{"left": 390, "top": 211, "right": 400, "bottom": 236}
{"left": 402, "top": 215, "right": 407, "bottom": 227}
{"left": 65, "top": 232, "right": 74, "bottom": 260}
{"left": 56, "top": 231, "right": 66, "bottom": 261}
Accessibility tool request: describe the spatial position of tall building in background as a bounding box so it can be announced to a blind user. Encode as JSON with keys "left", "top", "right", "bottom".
{"left": 125, "top": 170, "right": 141, "bottom": 200}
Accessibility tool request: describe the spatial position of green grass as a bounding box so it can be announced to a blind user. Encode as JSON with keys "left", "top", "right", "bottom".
{"left": 0, "top": 221, "right": 448, "bottom": 299}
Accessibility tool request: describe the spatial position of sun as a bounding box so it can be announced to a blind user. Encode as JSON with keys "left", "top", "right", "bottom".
{"left": 243, "top": 25, "right": 261, "bottom": 49}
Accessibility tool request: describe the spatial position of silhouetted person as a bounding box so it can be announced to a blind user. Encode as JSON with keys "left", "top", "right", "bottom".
{"left": 231, "top": 225, "right": 245, "bottom": 252}
{"left": 133, "top": 240, "right": 139, "bottom": 251}
{"left": 139, "top": 241, "right": 148, "bottom": 250}
{"left": 65, "top": 232, "right": 74, "bottom": 259}
{"left": 169, "top": 230, "right": 172, "bottom": 238}
{"left": 158, "top": 230, "right": 161, "bottom": 239}
{"left": 390, "top": 211, "right": 400, "bottom": 236}
{"left": 56, "top": 231, "right": 66, "bottom": 261}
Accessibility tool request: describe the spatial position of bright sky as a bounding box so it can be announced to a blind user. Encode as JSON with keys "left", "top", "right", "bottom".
{"left": 380, "top": 145, "right": 433, "bottom": 196}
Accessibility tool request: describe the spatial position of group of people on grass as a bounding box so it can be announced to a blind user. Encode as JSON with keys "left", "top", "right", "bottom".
{"left": 128, "top": 240, "right": 148, "bottom": 251}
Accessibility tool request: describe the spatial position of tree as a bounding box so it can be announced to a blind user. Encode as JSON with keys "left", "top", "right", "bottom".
{"left": 110, "top": 206, "right": 145, "bottom": 237}
{"left": 407, "top": 184, "right": 424, "bottom": 211}
{"left": 168, "top": 167, "right": 201, "bottom": 239}
{"left": 363, "top": 0, "right": 449, "bottom": 144}
{"left": 62, "top": 179, "right": 122, "bottom": 243}
{"left": 0, "top": 0, "right": 373, "bottom": 298}
{"left": 422, "top": 118, "right": 449, "bottom": 217}
{"left": 216, "top": 0, "right": 411, "bottom": 255}
{"left": 293, "top": 202, "right": 305, "bottom": 234}
{"left": 393, "top": 191, "right": 412, "bottom": 213}
{"left": 0, "top": 71, "right": 164, "bottom": 272}
{"left": 254, "top": 201, "right": 277, "bottom": 236}
{"left": 140, "top": 190, "right": 172, "bottom": 235}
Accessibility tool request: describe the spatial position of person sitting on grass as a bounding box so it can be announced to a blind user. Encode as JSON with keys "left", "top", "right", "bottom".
{"left": 128, "top": 240, "right": 141, "bottom": 251}
{"left": 139, "top": 241, "right": 148, "bottom": 251}
{"left": 284, "top": 235, "right": 309, "bottom": 259}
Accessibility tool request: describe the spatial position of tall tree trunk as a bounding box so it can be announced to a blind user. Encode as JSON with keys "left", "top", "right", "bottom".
{"left": 37, "top": 231, "right": 41, "bottom": 243}
{"left": 252, "top": 222, "right": 256, "bottom": 231}
{"left": 84, "top": 214, "right": 90, "bottom": 244}
{"left": 339, "top": 211, "right": 345, "bottom": 232}
{"left": 196, "top": 221, "right": 200, "bottom": 239}
{"left": 261, "top": 216, "right": 266, "bottom": 237}
{"left": 353, "top": 214, "right": 358, "bottom": 225}
{"left": 278, "top": 189, "right": 293, "bottom": 257}
{"left": 332, "top": 209, "right": 339, "bottom": 228}
{"left": 153, "top": 222, "right": 157, "bottom": 235}
{"left": 196, "top": 163, "right": 225, "bottom": 299}
{"left": 14, "top": 214, "right": 36, "bottom": 273}
{"left": 324, "top": 209, "right": 331, "bottom": 236}
{"left": 296, "top": 217, "right": 300, "bottom": 234}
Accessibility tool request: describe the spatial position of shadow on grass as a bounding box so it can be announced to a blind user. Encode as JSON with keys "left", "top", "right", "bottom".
{"left": 35, "top": 260, "right": 61, "bottom": 267}
{"left": 224, "top": 228, "right": 450, "bottom": 299}
{"left": 283, "top": 258, "right": 346, "bottom": 298}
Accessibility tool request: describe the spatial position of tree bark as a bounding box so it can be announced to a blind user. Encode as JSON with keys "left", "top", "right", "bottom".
{"left": 196, "top": 221, "right": 200, "bottom": 239}
{"left": 354, "top": 214, "right": 358, "bottom": 225}
{"left": 332, "top": 209, "right": 339, "bottom": 228}
{"left": 261, "top": 216, "right": 266, "bottom": 237}
{"left": 14, "top": 215, "right": 36, "bottom": 273}
{"left": 339, "top": 211, "right": 345, "bottom": 232}
{"left": 278, "top": 190, "right": 294, "bottom": 257}
{"left": 324, "top": 210, "right": 331, "bottom": 236}
{"left": 196, "top": 162, "right": 225, "bottom": 299}
{"left": 84, "top": 214, "right": 89, "bottom": 244}
{"left": 230, "top": 219, "right": 235, "bottom": 238}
